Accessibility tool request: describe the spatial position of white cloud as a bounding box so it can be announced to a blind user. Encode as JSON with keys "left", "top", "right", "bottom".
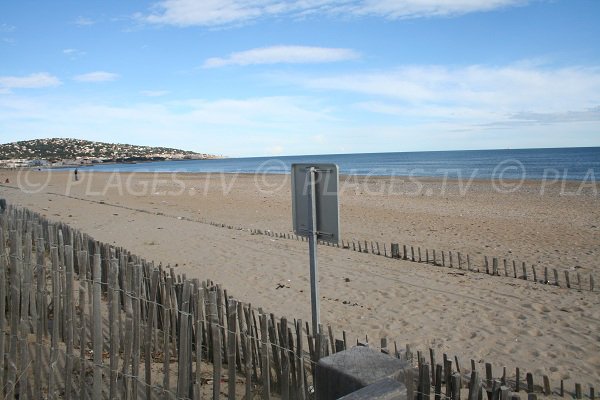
{"left": 346, "top": 0, "right": 527, "bottom": 18}
{"left": 139, "top": 0, "right": 526, "bottom": 26}
{"left": 0, "top": 73, "right": 61, "bottom": 89}
{"left": 74, "top": 16, "right": 95, "bottom": 26}
{"left": 299, "top": 64, "right": 600, "bottom": 115}
{"left": 63, "top": 48, "right": 86, "bottom": 58}
{"left": 0, "top": 23, "right": 16, "bottom": 32}
{"left": 73, "top": 71, "right": 120, "bottom": 82}
{"left": 140, "top": 90, "right": 170, "bottom": 97}
{"left": 203, "top": 46, "right": 359, "bottom": 68}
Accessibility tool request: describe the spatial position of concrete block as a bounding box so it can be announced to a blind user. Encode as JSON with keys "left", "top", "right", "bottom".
{"left": 316, "top": 346, "right": 409, "bottom": 400}
{"left": 338, "top": 378, "right": 407, "bottom": 400}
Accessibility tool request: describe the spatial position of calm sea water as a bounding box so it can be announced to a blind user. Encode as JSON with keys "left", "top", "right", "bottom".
{"left": 79, "top": 147, "right": 600, "bottom": 181}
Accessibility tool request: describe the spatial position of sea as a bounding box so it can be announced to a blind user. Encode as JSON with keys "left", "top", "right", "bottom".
{"left": 77, "top": 147, "right": 599, "bottom": 182}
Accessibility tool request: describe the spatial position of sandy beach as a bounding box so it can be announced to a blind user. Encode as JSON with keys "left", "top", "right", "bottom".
{"left": 1, "top": 169, "right": 599, "bottom": 389}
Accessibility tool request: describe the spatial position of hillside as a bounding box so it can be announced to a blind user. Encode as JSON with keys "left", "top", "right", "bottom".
{"left": 0, "top": 138, "right": 219, "bottom": 162}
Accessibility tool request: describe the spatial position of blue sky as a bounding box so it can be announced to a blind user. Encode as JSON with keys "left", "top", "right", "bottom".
{"left": 1, "top": 0, "right": 599, "bottom": 157}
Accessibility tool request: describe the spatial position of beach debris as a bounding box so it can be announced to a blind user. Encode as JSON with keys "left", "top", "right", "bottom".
{"left": 344, "top": 277, "right": 351, "bottom": 282}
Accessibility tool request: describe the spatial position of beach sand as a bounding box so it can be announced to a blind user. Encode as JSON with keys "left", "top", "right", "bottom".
{"left": 1, "top": 169, "right": 599, "bottom": 389}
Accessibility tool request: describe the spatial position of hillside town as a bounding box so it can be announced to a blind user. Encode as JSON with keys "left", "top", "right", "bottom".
{"left": 0, "top": 138, "right": 221, "bottom": 168}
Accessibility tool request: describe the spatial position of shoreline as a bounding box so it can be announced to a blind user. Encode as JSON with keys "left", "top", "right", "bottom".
{"left": 6, "top": 167, "right": 598, "bottom": 186}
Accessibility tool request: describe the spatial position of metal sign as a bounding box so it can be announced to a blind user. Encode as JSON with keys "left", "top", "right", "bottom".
{"left": 291, "top": 163, "right": 340, "bottom": 338}
{"left": 291, "top": 163, "right": 340, "bottom": 243}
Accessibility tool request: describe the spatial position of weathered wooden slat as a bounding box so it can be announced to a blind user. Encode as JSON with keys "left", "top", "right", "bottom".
{"left": 64, "top": 245, "right": 75, "bottom": 400}
{"left": 423, "top": 363, "right": 431, "bottom": 400}
{"left": 280, "top": 317, "right": 290, "bottom": 400}
{"left": 92, "top": 252, "right": 103, "bottom": 400}
{"left": 261, "top": 313, "right": 271, "bottom": 400}
{"left": 445, "top": 358, "right": 453, "bottom": 400}
{"left": 212, "top": 324, "right": 222, "bottom": 400}
{"left": 228, "top": 300, "right": 238, "bottom": 400}
{"left": 575, "top": 383, "right": 582, "bottom": 399}
{"left": 131, "top": 261, "right": 142, "bottom": 399}
{"left": 435, "top": 364, "right": 443, "bottom": 400}
{"left": 107, "top": 256, "right": 119, "bottom": 399}
{"left": 7, "top": 230, "right": 22, "bottom": 400}
{"left": 452, "top": 373, "right": 461, "bottom": 400}
{"left": 0, "top": 226, "right": 7, "bottom": 400}
{"left": 177, "top": 280, "right": 193, "bottom": 399}
{"left": 246, "top": 334, "right": 253, "bottom": 400}
{"left": 19, "top": 230, "right": 33, "bottom": 400}
{"left": 429, "top": 348, "right": 436, "bottom": 387}
{"left": 526, "top": 372, "right": 533, "bottom": 393}
{"left": 542, "top": 375, "right": 551, "bottom": 395}
{"left": 406, "top": 368, "right": 414, "bottom": 400}
{"left": 484, "top": 256, "right": 489, "bottom": 274}
{"left": 34, "top": 236, "right": 46, "bottom": 400}
{"left": 269, "top": 315, "right": 282, "bottom": 390}
{"left": 468, "top": 371, "right": 481, "bottom": 400}
{"left": 296, "top": 319, "right": 306, "bottom": 400}
{"left": 145, "top": 268, "right": 159, "bottom": 399}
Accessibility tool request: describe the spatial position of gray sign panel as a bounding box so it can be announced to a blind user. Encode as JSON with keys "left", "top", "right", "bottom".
{"left": 291, "top": 163, "right": 340, "bottom": 243}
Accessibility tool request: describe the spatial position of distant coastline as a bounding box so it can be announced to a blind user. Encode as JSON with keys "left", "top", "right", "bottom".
{"left": 31, "top": 146, "right": 600, "bottom": 182}
{"left": 0, "top": 138, "right": 223, "bottom": 169}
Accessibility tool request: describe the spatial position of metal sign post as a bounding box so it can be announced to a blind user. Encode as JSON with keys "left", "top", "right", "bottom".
{"left": 291, "top": 163, "right": 339, "bottom": 338}
{"left": 306, "top": 167, "right": 320, "bottom": 336}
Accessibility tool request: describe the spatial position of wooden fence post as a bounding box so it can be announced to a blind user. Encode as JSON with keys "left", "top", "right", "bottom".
{"left": 212, "top": 324, "right": 222, "bottom": 400}
{"left": 468, "top": 371, "right": 480, "bottom": 400}
{"left": 65, "top": 245, "right": 75, "bottom": 400}
{"left": 92, "top": 252, "right": 103, "bottom": 400}
{"left": 177, "top": 280, "right": 193, "bottom": 399}
{"left": 261, "top": 314, "right": 271, "bottom": 400}
{"left": 296, "top": 319, "right": 306, "bottom": 400}
{"left": 228, "top": 300, "right": 238, "bottom": 400}
{"left": 0, "top": 226, "right": 6, "bottom": 400}
{"left": 34, "top": 235, "right": 46, "bottom": 400}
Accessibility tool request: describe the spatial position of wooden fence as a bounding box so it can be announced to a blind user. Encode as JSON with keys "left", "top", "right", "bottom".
{"left": 245, "top": 229, "right": 596, "bottom": 293}
{"left": 0, "top": 200, "right": 597, "bottom": 399}
{"left": 0, "top": 203, "right": 318, "bottom": 399}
